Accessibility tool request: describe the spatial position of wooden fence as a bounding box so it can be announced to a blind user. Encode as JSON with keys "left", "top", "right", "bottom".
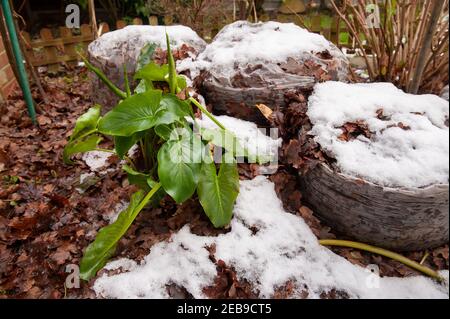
{"left": 20, "top": 14, "right": 352, "bottom": 69}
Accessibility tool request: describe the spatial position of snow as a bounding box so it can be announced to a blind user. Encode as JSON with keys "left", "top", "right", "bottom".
{"left": 82, "top": 151, "right": 113, "bottom": 172}
{"left": 104, "top": 201, "right": 128, "bottom": 224}
{"left": 75, "top": 172, "right": 98, "bottom": 194}
{"left": 178, "top": 20, "right": 347, "bottom": 79}
{"left": 307, "top": 81, "right": 449, "bottom": 188}
{"left": 93, "top": 176, "right": 449, "bottom": 299}
{"left": 89, "top": 25, "right": 206, "bottom": 65}
{"left": 195, "top": 115, "right": 282, "bottom": 162}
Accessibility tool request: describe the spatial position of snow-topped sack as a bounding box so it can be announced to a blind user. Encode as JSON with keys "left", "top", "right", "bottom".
{"left": 179, "top": 21, "right": 349, "bottom": 123}
{"left": 301, "top": 81, "right": 449, "bottom": 250}
{"left": 88, "top": 25, "right": 206, "bottom": 111}
{"left": 308, "top": 82, "right": 449, "bottom": 188}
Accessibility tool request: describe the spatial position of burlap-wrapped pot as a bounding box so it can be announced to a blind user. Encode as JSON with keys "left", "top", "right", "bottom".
{"left": 190, "top": 21, "right": 350, "bottom": 124}
{"left": 88, "top": 25, "right": 207, "bottom": 111}
{"left": 300, "top": 163, "right": 449, "bottom": 251}
{"left": 298, "top": 81, "right": 449, "bottom": 251}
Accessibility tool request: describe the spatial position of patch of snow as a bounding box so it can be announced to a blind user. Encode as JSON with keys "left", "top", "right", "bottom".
{"left": 307, "top": 81, "right": 449, "bottom": 188}
{"left": 82, "top": 151, "right": 113, "bottom": 172}
{"left": 93, "top": 177, "right": 449, "bottom": 299}
{"left": 103, "top": 201, "right": 129, "bottom": 224}
{"left": 127, "top": 144, "right": 140, "bottom": 158}
{"left": 75, "top": 172, "right": 98, "bottom": 194}
{"left": 196, "top": 115, "right": 282, "bottom": 161}
{"left": 79, "top": 172, "right": 95, "bottom": 184}
{"left": 180, "top": 21, "right": 347, "bottom": 79}
{"left": 104, "top": 258, "right": 138, "bottom": 272}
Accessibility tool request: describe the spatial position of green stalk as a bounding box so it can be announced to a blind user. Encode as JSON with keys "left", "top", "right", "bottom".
{"left": 319, "top": 239, "right": 443, "bottom": 281}
{"left": 139, "top": 139, "right": 148, "bottom": 170}
{"left": 94, "top": 148, "right": 115, "bottom": 153}
{"left": 123, "top": 64, "right": 131, "bottom": 97}
{"left": 166, "top": 33, "right": 177, "bottom": 94}
{"left": 136, "top": 182, "right": 162, "bottom": 213}
{"left": 79, "top": 54, "right": 127, "bottom": 100}
{"left": 189, "top": 97, "right": 226, "bottom": 130}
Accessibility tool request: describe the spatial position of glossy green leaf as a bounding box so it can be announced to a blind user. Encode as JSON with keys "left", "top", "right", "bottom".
{"left": 177, "top": 76, "right": 187, "bottom": 91}
{"left": 154, "top": 124, "right": 172, "bottom": 140}
{"left": 198, "top": 152, "right": 239, "bottom": 228}
{"left": 200, "top": 128, "right": 272, "bottom": 164}
{"left": 114, "top": 131, "right": 145, "bottom": 159}
{"left": 80, "top": 190, "right": 144, "bottom": 280}
{"left": 134, "top": 79, "right": 153, "bottom": 94}
{"left": 200, "top": 128, "right": 246, "bottom": 157}
{"left": 122, "top": 165, "right": 165, "bottom": 203}
{"left": 99, "top": 90, "right": 174, "bottom": 136}
{"left": 160, "top": 94, "right": 193, "bottom": 118}
{"left": 134, "top": 62, "right": 169, "bottom": 83}
{"left": 69, "top": 105, "right": 101, "bottom": 142}
{"left": 122, "top": 164, "right": 153, "bottom": 190}
{"left": 123, "top": 165, "right": 166, "bottom": 205}
{"left": 134, "top": 62, "right": 187, "bottom": 92}
{"left": 157, "top": 130, "right": 203, "bottom": 203}
{"left": 63, "top": 134, "right": 102, "bottom": 164}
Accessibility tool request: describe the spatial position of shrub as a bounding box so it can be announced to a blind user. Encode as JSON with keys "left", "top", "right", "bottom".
{"left": 331, "top": 0, "right": 449, "bottom": 94}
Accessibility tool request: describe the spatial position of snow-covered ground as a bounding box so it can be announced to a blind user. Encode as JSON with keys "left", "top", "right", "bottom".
{"left": 90, "top": 115, "right": 448, "bottom": 299}
{"left": 308, "top": 82, "right": 449, "bottom": 188}
{"left": 82, "top": 151, "right": 113, "bottom": 172}
{"left": 93, "top": 176, "right": 449, "bottom": 299}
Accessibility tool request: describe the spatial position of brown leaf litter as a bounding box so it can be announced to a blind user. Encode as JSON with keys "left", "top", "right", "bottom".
{"left": 0, "top": 66, "right": 447, "bottom": 300}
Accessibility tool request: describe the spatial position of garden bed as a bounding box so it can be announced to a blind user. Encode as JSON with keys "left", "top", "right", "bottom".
{"left": 0, "top": 68, "right": 448, "bottom": 298}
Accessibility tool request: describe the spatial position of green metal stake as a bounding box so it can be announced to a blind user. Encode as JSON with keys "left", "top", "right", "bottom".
{"left": 1, "top": 0, "right": 37, "bottom": 124}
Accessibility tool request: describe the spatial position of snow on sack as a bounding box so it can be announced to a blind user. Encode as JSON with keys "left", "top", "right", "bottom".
{"left": 93, "top": 176, "right": 449, "bottom": 299}
{"left": 88, "top": 25, "right": 206, "bottom": 67}
{"left": 307, "top": 82, "right": 449, "bottom": 188}
{"left": 178, "top": 20, "right": 348, "bottom": 80}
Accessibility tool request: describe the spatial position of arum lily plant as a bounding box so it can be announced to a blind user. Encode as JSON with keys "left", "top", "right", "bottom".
{"left": 64, "top": 35, "right": 269, "bottom": 280}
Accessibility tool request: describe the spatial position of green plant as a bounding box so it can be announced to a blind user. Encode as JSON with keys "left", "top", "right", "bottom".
{"left": 65, "top": 36, "right": 269, "bottom": 281}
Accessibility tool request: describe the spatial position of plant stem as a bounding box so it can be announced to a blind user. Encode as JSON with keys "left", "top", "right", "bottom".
{"left": 420, "top": 252, "right": 430, "bottom": 265}
{"left": 319, "top": 239, "right": 443, "bottom": 281}
{"left": 136, "top": 182, "right": 162, "bottom": 213}
{"left": 95, "top": 148, "right": 115, "bottom": 153}
{"left": 124, "top": 155, "right": 136, "bottom": 169}
{"left": 188, "top": 97, "right": 226, "bottom": 130}
{"left": 123, "top": 63, "right": 131, "bottom": 97}
{"left": 79, "top": 53, "right": 127, "bottom": 100}
{"left": 139, "top": 139, "right": 148, "bottom": 169}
